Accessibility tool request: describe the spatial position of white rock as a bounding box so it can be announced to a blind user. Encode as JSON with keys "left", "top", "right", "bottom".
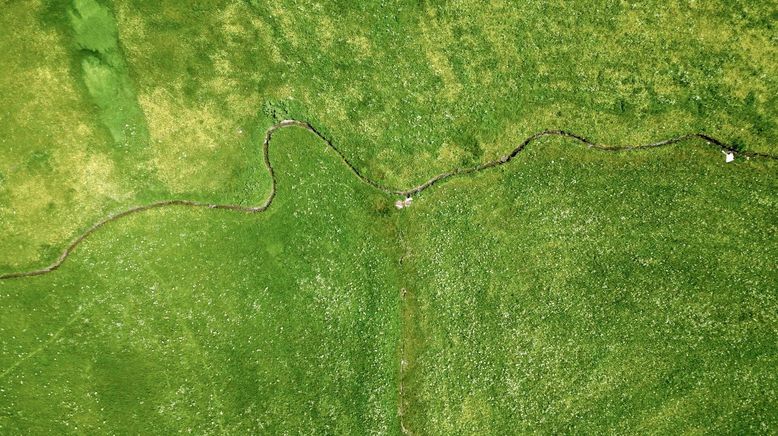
{"left": 725, "top": 152, "right": 735, "bottom": 163}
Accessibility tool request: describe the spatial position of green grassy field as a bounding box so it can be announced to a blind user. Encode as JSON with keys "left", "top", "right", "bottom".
{"left": 1, "top": 129, "right": 404, "bottom": 433}
{"left": 401, "top": 142, "right": 777, "bottom": 433}
{"left": 1, "top": 0, "right": 776, "bottom": 434}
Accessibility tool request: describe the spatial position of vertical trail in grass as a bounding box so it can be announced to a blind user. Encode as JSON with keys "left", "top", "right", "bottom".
{"left": 394, "top": 212, "right": 423, "bottom": 436}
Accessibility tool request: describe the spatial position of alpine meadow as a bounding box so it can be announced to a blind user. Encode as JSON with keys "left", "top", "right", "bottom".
{"left": 1, "top": 1, "right": 776, "bottom": 434}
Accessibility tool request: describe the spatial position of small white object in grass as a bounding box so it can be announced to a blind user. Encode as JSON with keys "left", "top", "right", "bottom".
{"left": 724, "top": 151, "right": 735, "bottom": 163}
{"left": 396, "top": 197, "right": 413, "bottom": 209}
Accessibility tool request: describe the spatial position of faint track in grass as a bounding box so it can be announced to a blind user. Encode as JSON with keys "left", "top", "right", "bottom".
{"left": 0, "top": 303, "right": 88, "bottom": 380}
{"left": 396, "top": 221, "right": 417, "bottom": 436}
{"left": 1, "top": 119, "right": 776, "bottom": 281}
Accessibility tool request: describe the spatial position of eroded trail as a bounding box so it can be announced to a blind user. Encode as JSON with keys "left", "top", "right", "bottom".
{"left": 0, "top": 119, "right": 775, "bottom": 280}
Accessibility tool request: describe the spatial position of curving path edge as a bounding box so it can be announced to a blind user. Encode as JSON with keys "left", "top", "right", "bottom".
{"left": 1, "top": 119, "right": 775, "bottom": 280}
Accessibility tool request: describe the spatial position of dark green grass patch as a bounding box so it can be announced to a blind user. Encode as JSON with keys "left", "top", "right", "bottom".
{"left": 69, "top": 0, "right": 154, "bottom": 181}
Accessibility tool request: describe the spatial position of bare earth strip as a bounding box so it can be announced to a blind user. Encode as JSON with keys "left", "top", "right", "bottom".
{"left": 0, "top": 119, "right": 775, "bottom": 281}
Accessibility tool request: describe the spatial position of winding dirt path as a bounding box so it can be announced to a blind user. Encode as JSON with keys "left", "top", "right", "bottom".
{"left": 0, "top": 119, "right": 775, "bottom": 281}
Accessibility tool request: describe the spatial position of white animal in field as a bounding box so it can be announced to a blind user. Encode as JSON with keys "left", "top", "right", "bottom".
{"left": 724, "top": 151, "right": 735, "bottom": 163}
{"left": 395, "top": 197, "right": 413, "bottom": 209}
